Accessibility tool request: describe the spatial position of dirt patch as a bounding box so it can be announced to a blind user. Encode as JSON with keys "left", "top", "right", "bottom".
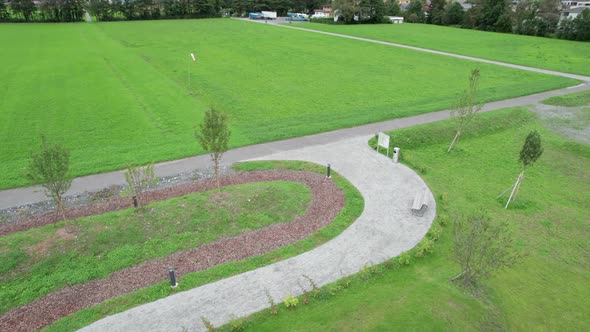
{"left": 26, "top": 227, "right": 78, "bottom": 256}
{"left": 0, "top": 169, "right": 346, "bottom": 331}
{"left": 533, "top": 104, "right": 590, "bottom": 144}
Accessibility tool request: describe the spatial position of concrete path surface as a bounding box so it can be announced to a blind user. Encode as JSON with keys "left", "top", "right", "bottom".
{"left": 80, "top": 136, "right": 436, "bottom": 331}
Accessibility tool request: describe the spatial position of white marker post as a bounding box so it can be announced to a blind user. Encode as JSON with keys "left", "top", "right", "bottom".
{"left": 188, "top": 53, "right": 196, "bottom": 87}
{"left": 377, "top": 132, "right": 390, "bottom": 158}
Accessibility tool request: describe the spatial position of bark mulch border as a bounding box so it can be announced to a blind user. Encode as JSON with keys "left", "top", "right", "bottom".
{"left": 0, "top": 169, "right": 345, "bottom": 331}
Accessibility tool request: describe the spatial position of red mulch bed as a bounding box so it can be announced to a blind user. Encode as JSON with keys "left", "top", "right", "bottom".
{"left": 0, "top": 170, "right": 345, "bottom": 331}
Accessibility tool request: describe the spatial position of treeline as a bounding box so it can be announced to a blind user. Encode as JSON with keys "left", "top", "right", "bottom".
{"left": 0, "top": 0, "right": 326, "bottom": 22}
{"left": 0, "top": 0, "right": 84, "bottom": 22}
{"left": 401, "top": 0, "right": 590, "bottom": 41}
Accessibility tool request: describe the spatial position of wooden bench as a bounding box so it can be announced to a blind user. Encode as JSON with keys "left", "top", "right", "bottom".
{"left": 411, "top": 190, "right": 428, "bottom": 216}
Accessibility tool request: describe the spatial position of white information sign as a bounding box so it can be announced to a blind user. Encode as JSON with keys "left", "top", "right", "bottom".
{"left": 377, "top": 132, "right": 390, "bottom": 157}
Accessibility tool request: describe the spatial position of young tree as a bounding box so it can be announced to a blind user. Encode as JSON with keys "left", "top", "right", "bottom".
{"left": 25, "top": 134, "right": 72, "bottom": 221}
{"left": 122, "top": 164, "right": 158, "bottom": 209}
{"left": 452, "top": 212, "right": 520, "bottom": 288}
{"left": 448, "top": 68, "right": 483, "bottom": 153}
{"left": 501, "top": 130, "right": 543, "bottom": 208}
{"left": 195, "top": 109, "right": 231, "bottom": 190}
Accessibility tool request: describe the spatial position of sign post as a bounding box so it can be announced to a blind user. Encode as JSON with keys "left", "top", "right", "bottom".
{"left": 377, "top": 132, "right": 390, "bottom": 158}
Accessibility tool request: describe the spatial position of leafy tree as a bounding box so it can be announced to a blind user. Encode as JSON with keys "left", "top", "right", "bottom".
{"left": 405, "top": 0, "right": 425, "bottom": 23}
{"left": 195, "top": 109, "right": 231, "bottom": 190}
{"left": 502, "top": 130, "right": 543, "bottom": 208}
{"left": 11, "top": 0, "right": 37, "bottom": 21}
{"left": 123, "top": 164, "right": 158, "bottom": 208}
{"left": 427, "top": 0, "right": 446, "bottom": 25}
{"left": 537, "top": 0, "right": 561, "bottom": 34}
{"left": 442, "top": 1, "right": 464, "bottom": 25}
{"left": 452, "top": 212, "right": 520, "bottom": 288}
{"left": 0, "top": 1, "right": 10, "bottom": 21}
{"left": 25, "top": 134, "right": 72, "bottom": 221}
{"left": 476, "top": 0, "right": 511, "bottom": 32}
{"left": 448, "top": 68, "right": 483, "bottom": 153}
{"left": 334, "top": 0, "right": 359, "bottom": 24}
{"left": 360, "top": 0, "right": 387, "bottom": 23}
{"left": 384, "top": 0, "right": 401, "bottom": 16}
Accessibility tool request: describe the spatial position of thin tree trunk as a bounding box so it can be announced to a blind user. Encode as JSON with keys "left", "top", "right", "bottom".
{"left": 57, "top": 195, "right": 66, "bottom": 222}
{"left": 447, "top": 129, "right": 462, "bottom": 153}
{"left": 505, "top": 170, "right": 524, "bottom": 209}
{"left": 214, "top": 159, "right": 220, "bottom": 192}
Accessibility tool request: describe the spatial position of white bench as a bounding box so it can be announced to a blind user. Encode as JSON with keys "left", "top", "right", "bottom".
{"left": 411, "top": 190, "right": 428, "bottom": 216}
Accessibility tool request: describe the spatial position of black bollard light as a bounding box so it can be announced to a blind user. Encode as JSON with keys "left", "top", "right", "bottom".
{"left": 326, "top": 163, "right": 331, "bottom": 179}
{"left": 132, "top": 196, "right": 138, "bottom": 208}
{"left": 169, "top": 266, "right": 178, "bottom": 288}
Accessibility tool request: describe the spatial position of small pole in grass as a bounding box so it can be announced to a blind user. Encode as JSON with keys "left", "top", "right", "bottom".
{"left": 169, "top": 266, "right": 178, "bottom": 288}
{"left": 132, "top": 196, "right": 138, "bottom": 208}
{"left": 326, "top": 163, "right": 331, "bottom": 179}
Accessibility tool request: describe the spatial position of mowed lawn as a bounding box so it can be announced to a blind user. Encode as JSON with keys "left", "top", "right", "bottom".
{"left": 0, "top": 19, "right": 578, "bottom": 189}
{"left": 234, "top": 108, "right": 590, "bottom": 331}
{"left": 305, "top": 23, "right": 590, "bottom": 76}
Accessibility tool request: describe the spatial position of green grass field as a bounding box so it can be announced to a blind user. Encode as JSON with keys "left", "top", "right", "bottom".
{"left": 0, "top": 19, "right": 579, "bottom": 189}
{"left": 542, "top": 90, "right": 590, "bottom": 106}
{"left": 229, "top": 108, "right": 590, "bottom": 331}
{"left": 0, "top": 181, "right": 311, "bottom": 314}
{"left": 305, "top": 23, "right": 590, "bottom": 76}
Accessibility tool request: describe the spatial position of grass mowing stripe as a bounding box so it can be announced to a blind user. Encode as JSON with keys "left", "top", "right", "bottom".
{"left": 0, "top": 19, "right": 578, "bottom": 189}
{"left": 43, "top": 161, "right": 364, "bottom": 331}
{"left": 304, "top": 23, "right": 590, "bottom": 76}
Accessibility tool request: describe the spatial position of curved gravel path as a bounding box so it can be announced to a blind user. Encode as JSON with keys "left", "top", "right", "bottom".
{"left": 81, "top": 136, "right": 436, "bottom": 331}
{"left": 0, "top": 170, "right": 344, "bottom": 331}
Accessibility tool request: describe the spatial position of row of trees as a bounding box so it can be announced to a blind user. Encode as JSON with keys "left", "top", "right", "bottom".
{"left": 0, "top": 0, "right": 85, "bottom": 22}
{"left": 0, "top": 0, "right": 328, "bottom": 22}
{"left": 400, "top": 0, "right": 590, "bottom": 41}
{"left": 27, "top": 108, "right": 230, "bottom": 219}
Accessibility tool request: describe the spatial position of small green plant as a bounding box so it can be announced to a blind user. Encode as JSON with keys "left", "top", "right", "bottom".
{"left": 439, "top": 192, "right": 449, "bottom": 211}
{"left": 420, "top": 165, "right": 428, "bottom": 174}
{"left": 427, "top": 223, "right": 442, "bottom": 241}
{"left": 201, "top": 316, "right": 216, "bottom": 332}
{"left": 398, "top": 251, "right": 411, "bottom": 266}
{"left": 283, "top": 292, "right": 299, "bottom": 309}
{"left": 415, "top": 238, "right": 434, "bottom": 258}
{"left": 383, "top": 260, "right": 395, "bottom": 270}
{"left": 264, "top": 289, "right": 278, "bottom": 315}
{"left": 302, "top": 274, "right": 321, "bottom": 298}
{"left": 298, "top": 282, "right": 310, "bottom": 305}
{"left": 228, "top": 314, "right": 248, "bottom": 331}
{"left": 438, "top": 213, "right": 450, "bottom": 226}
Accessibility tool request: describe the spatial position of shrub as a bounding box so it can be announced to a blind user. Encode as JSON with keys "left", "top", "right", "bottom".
{"left": 415, "top": 238, "right": 434, "bottom": 258}
{"left": 283, "top": 293, "right": 299, "bottom": 308}
{"left": 398, "top": 251, "right": 411, "bottom": 266}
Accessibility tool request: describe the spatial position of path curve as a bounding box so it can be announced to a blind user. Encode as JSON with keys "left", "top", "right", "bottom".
{"left": 81, "top": 136, "right": 436, "bottom": 331}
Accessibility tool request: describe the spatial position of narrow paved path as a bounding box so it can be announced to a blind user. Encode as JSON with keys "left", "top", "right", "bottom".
{"left": 274, "top": 23, "right": 590, "bottom": 82}
{"left": 81, "top": 136, "right": 436, "bottom": 331}
{"left": 1, "top": 82, "right": 588, "bottom": 210}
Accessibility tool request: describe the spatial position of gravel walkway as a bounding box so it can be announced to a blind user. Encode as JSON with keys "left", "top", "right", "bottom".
{"left": 81, "top": 136, "right": 436, "bottom": 331}
{"left": 0, "top": 170, "right": 344, "bottom": 331}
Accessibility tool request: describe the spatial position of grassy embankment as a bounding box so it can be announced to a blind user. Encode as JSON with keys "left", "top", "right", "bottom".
{"left": 225, "top": 108, "right": 589, "bottom": 331}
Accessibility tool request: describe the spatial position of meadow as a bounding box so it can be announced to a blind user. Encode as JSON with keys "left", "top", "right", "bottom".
{"left": 0, "top": 19, "right": 579, "bottom": 189}
{"left": 227, "top": 108, "right": 590, "bottom": 331}
{"left": 305, "top": 23, "right": 590, "bottom": 76}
